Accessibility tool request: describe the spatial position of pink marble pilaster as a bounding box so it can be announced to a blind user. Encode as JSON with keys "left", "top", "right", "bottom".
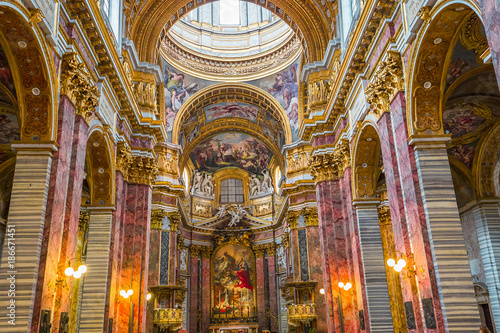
{"left": 189, "top": 255, "right": 199, "bottom": 333}
{"left": 201, "top": 255, "right": 211, "bottom": 332}
{"left": 168, "top": 231, "right": 177, "bottom": 285}
{"left": 267, "top": 254, "right": 278, "bottom": 332}
{"left": 51, "top": 115, "right": 89, "bottom": 332}
{"left": 32, "top": 95, "right": 76, "bottom": 333}
{"left": 256, "top": 254, "right": 266, "bottom": 329}
{"left": 139, "top": 185, "right": 152, "bottom": 332}
{"left": 146, "top": 213, "right": 161, "bottom": 333}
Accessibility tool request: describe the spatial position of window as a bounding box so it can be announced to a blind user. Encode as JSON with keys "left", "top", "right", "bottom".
{"left": 220, "top": 0, "right": 240, "bottom": 25}
{"left": 220, "top": 178, "right": 244, "bottom": 203}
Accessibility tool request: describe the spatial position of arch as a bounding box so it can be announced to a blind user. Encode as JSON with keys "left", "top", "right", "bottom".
{"left": 86, "top": 127, "right": 115, "bottom": 205}
{"left": 172, "top": 82, "right": 293, "bottom": 145}
{"left": 0, "top": 3, "right": 58, "bottom": 141}
{"left": 407, "top": 1, "right": 485, "bottom": 137}
{"left": 129, "top": 0, "right": 331, "bottom": 65}
{"left": 212, "top": 167, "right": 251, "bottom": 207}
{"left": 351, "top": 121, "right": 382, "bottom": 200}
{"left": 473, "top": 121, "right": 500, "bottom": 198}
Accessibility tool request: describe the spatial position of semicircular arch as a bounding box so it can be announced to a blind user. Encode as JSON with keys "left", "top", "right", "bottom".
{"left": 86, "top": 127, "right": 115, "bottom": 206}
{"left": 172, "top": 82, "right": 293, "bottom": 145}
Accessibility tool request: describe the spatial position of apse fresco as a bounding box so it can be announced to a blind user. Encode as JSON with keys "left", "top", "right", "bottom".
{"left": 249, "top": 58, "right": 300, "bottom": 139}
{"left": 448, "top": 141, "right": 478, "bottom": 169}
{"left": 204, "top": 102, "right": 259, "bottom": 122}
{"left": 189, "top": 132, "right": 272, "bottom": 175}
{"left": 212, "top": 244, "right": 256, "bottom": 319}
{"left": 162, "top": 59, "right": 215, "bottom": 139}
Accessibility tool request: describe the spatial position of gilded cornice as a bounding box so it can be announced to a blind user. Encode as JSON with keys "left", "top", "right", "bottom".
{"left": 60, "top": 53, "right": 100, "bottom": 124}
{"left": 151, "top": 209, "right": 167, "bottom": 230}
{"left": 365, "top": 51, "right": 404, "bottom": 117}
{"left": 301, "top": 207, "right": 318, "bottom": 227}
{"left": 128, "top": 156, "right": 159, "bottom": 186}
{"left": 301, "top": 0, "right": 401, "bottom": 141}
{"left": 63, "top": 0, "right": 167, "bottom": 142}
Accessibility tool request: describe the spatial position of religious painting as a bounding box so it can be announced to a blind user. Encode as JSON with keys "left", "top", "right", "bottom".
{"left": 448, "top": 140, "right": 478, "bottom": 169}
{"left": 443, "top": 104, "right": 488, "bottom": 139}
{"left": 445, "top": 40, "right": 479, "bottom": 88}
{"left": 0, "top": 112, "right": 19, "bottom": 144}
{"left": 161, "top": 59, "right": 215, "bottom": 139}
{"left": 0, "top": 45, "right": 15, "bottom": 96}
{"left": 204, "top": 102, "right": 258, "bottom": 123}
{"left": 189, "top": 132, "right": 272, "bottom": 175}
{"left": 212, "top": 244, "right": 256, "bottom": 320}
{"left": 249, "top": 57, "right": 300, "bottom": 140}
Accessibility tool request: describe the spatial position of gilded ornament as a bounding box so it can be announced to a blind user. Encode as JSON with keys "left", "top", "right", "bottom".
{"left": 301, "top": 207, "right": 318, "bottom": 227}
{"left": 287, "top": 211, "right": 300, "bottom": 230}
{"left": 460, "top": 14, "right": 489, "bottom": 63}
{"left": 60, "top": 53, "right": 100, "bottom": 123}
{"left": 128, "top": 156, "right": 159, "bottom": 186}
{"left": 78, "top": 211, "right": 89, "bottom": 231}
{"left": 378, "top": 206, "right": 391, "bottom": 226}
{"left": 116, "top": 143, "right": 133, "bottom": 178}
{"left": 365, "top": 52, "right": 404, "bottom": 117}
{"left": 151, "top": 209, "right": 167, "bottom": 230}
{"left": 29, "top": 8, "right": 44, "bottom": 26}
{"left": 417, "top": 7, "right": 432, "bottom": 22}
{"left": 168, "top": 211, "right": 181, "bottom": 231}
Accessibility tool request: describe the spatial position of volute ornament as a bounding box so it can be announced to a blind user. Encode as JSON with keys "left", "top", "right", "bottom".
{"left": 60, "top": 53, "right": 100, "bottom": 123}
{"left": 365, "top": 51, "right": 404, "bottom": 117}
{"left": 128, "top": 156, "right": 159, "bottom": 186}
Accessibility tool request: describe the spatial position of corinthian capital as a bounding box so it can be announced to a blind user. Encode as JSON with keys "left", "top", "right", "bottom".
{"left": 60, "top": 53, "right": 100, "bottom": 123}
{"left": 128, "top": 156, "right": 159, "bottom": 186}
{"left": 365, "top": 51, "right": 404, "bottom": 117}
{"left": 116, "top": 143, "right": 133, "bottom": 178}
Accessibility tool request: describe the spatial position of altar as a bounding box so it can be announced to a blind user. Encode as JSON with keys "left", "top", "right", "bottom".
{"left": 208, "top": 324, "right": 259, "bottom": 333}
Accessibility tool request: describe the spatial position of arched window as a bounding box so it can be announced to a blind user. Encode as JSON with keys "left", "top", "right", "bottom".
{"left": 220, "top": 178, "right": 244, "bottom": 203}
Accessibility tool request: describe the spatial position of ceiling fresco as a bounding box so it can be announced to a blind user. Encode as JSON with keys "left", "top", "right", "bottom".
{"left": 189, "top": 132, "right": 272, "bottom": 175}
{"left": 162, "top": 56, "right": 300, "bottom": 142}
{"left": 204, "top": 102, "right": 259, "bottom": 123}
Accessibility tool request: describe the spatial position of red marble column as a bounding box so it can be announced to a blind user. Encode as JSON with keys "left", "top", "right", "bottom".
{"left": 117, "top": 183, "right": 138, "bottom": 332}
{"left": 201, "top": 252, "right": 211, "bottom": 332}
{"left": 315, "top": 180, "right": 337, "bottom": 333}
{"left": 139, "top": 185, "right": 152, "bottom": 332}
{"left": 32, "top": 96, "right": 76, "bottom": 332}
{"left": 267, "top": 252, "right": 278, "bottom": 333}
{"left": 385, "top": 92, "right": 445, "bottom": 331}
{"left": 290, "top": 227, "right": 301, "bottom": 282}
{"left": 111, "top": 172, "right": 126, "bottom": 332}
{"left": 480, "top": 0, "right": 500, "bottom": 86}
{"left": 377, "top": 109, "right": 424, "bottom": 331}
{"left": 189, "top": 251, "right": 200, "bottom": 333}
{"left": 256, "top": 252, "right": 266, "bottom": 329}
{"left": 51, "top": 115, "right": 89, "bottom": 331}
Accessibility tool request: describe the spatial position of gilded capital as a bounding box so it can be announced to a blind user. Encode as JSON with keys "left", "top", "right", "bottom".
{"left": 116, "top": 143, "right": 133, "bottom": 178}
{"left": 177, "top": 234, "right": 185, "bottom": 250}
{"left": 253, "top": 244, "right": 266, "bottom": 257}
{"left": 78, "top": 211, "right": 89, "bottom": 231}
{"left": 128, "top": 156, "right": 159, "bottom": 186}
{"left": 60, "top": 53, "right": 100, "bottom": 123}
{"left": 365, "top": 51, "right": 404, "bottom": 117}
{"left": 287, "top": 211, "right": 300, "bottom": 230}
{"left": 378, "top": 206, "right": 392, "bottom": 226}
{"left": 308, "top": 153, "right": 339, "bottom": 183}
{"left": 281, "top": 232, "right": 290, "bottom": 249}
{"left": 151, "top": 209, "right": 167, "bottom": 230}
{"left": 302, "top": 207, "right": 318, "bottom": 227}
{"left": 266, "top": 243, "right": 277, "bottom": 256}
{"left": 168, "top": 211, "right": 181, "bottom": 231}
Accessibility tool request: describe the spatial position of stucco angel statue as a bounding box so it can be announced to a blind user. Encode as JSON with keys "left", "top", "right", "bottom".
{"left": 228, "top": 204, "right": 249, "bottom": 227}
{"left": 215, "top": 204, "right": 228, "bottom": 220}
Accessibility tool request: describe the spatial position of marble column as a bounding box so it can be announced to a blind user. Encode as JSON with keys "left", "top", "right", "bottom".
{"left": 411, "top": 137, "right": 480, "bottom": 330}
{"left": 267, "top": 248, "right": 278, "bottom": 333}
{"left": 79, "top": 207, "right": 115, "bottom": 332}
{"left": 189, "top": 248, "right": 200, "bottom": 333}
{"left": 201, "top": 250, "right": 211, "bottom": 333}
{"left": 256, "top": 249, "right": 266, "bottom": 329}
{"left": 479, "top": 0, "right": 500, "bottom": 86}
{"left": 303, "top": 211, "right": 330, "bottom": 333}
{"left": 52, "top": 114, "right": 89, "bottom": 332}
{"left": 32, "top": 96, "right": 76, "bottom": 332}
{"left": 472, "top": 200, "right": 500, "bottom": 330}
{"left": 137, "top": 185, "right": 152, "bottom": 332}
{"left": 168, "top": 213, "right": 180, "bottom": 285}
{"left": 353, "top": 201, "right": 394, "bottom": 332}
{"left": 0, "top": 142, "right": 55, "bottom": 332}
{"left": 314, "top": 181, "right": 336, "bottom": 333}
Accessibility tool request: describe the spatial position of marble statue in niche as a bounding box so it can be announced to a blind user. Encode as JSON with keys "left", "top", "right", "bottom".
{"left": 277, "top": 245, "right": 286, "bottom": 270}
{"left": 249, "top": 170, "right": 273, "bottom": 197}
{"left": 180, "top": 248, "right": 188, "bottom": 272}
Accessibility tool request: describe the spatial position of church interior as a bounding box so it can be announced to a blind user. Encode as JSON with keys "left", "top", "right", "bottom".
{"left": 0, "top": 0, "right": 500, "bottom": 332}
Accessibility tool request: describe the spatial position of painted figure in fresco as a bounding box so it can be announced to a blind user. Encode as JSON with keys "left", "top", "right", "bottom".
{"left": 205, "top": 102, "right": 258, "bottom": 122}
{"left": 235, "top": 257, "right": 253, "bottom": 291}
{"left": 0, "top": 113, "right": 19, "bottom": 144}
{"left": 166, "top": 69, "right": 187, "bottom": 111}
{"left": 268, "top": 63, "right": 298, "bottom": 109}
